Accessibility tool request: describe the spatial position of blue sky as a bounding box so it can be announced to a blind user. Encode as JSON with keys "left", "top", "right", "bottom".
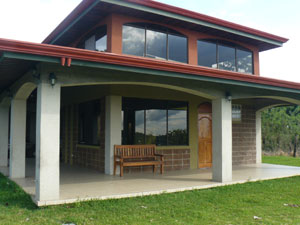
{"left": 0, "top": 0, "right": 299, "bottom": 81}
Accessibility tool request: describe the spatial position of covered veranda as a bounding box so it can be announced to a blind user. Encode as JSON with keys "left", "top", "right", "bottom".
{"left": 2, "top": 40, "right": 300, "bottom": 206}
{"left": 1, "top": 159, "right": 300, "bottom": 206}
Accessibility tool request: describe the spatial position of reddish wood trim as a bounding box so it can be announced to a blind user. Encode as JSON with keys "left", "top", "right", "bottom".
{"left": 198, "top": 103, "right": 212, "bottom": 113}
{"left": 0, "top": 38, "right": 299, "bottom": 90}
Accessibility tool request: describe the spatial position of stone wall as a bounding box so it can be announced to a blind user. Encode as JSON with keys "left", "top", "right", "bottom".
{"left": 232, "top": 105, "right": 256, "bottom": 165}
{"left": 123, "top": 148, "right": 190, "bottom": 174}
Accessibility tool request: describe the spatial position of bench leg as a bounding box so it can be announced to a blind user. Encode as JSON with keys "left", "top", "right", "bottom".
{"left": 160, "top": 163, "right": 164, "bottom": 174}
{"left": 120, "top": 164, "right": 124, "bottom": 177}
{"left": 114, "top": 162, "right": 117, "bottom": 176}
{"left": 153, "top": 165, "right": 157, "bottom": 174}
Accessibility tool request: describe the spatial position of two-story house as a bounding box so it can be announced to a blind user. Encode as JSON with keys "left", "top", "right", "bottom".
{"left": 1, "top": 0, "right": 300, "bottom": 206}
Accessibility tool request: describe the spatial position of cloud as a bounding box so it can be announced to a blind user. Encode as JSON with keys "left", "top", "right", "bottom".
{"left": 0, "top": 0, "right": 81, "bottom": 43}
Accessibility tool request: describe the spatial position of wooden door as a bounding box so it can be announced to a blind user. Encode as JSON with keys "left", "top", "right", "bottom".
{"left": 198, "top": 103, "right": 212, "bottom": 168}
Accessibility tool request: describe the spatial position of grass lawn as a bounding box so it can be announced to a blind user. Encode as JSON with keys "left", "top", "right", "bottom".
{"left": 263, "top": 155, "right": 300, "bottom": 167}
{"left": 1, "top": 171, "right": 300, "bottom": 225}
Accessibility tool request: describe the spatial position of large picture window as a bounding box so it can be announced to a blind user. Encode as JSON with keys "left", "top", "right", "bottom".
{"left": 78, "top": 100, "right": 101, "bottom": 145}
{"left": 122, "top": 98, "right": 188, "bottom": 146}
{"left": 197, "top": 39, "right": 253, "bottom": 74}
{"left": 122, "top": 23, "right": 188, "bottom": 63}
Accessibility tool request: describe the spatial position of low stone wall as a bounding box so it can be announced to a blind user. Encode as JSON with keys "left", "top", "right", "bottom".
{"left": 73, "top": 145, "right": 105, "bottom": 172}
{"left": 232, "top": 105, "right": 256, "bottom": 165}
{"left": 123, "top": 148, "right": 190, "bottom": 173}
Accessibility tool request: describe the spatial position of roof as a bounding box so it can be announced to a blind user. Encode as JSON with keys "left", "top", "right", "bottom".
{"left": 43, "top": 0, "right": 288, "bottom": 51}
{"left": 0, "top": 38, "right": 299, "bottom": 95}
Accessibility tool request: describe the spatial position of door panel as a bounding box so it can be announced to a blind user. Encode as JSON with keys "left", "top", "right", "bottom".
{"left": 198, "top": 103, "right": 212, "bottom": 168}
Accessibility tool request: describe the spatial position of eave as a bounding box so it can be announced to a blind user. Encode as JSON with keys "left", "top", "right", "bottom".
{"left": 43, "top": 0, "right": 288, "bottom": 51}
{"left": 0, "top": 38, "right": 299, "bottom": 94}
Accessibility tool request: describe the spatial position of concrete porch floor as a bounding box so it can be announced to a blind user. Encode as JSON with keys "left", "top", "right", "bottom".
{"left": 1, "top": 159, "right": 300, "bottom": 206}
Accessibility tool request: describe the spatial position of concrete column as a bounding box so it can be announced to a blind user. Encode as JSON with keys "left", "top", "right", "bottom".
{"left": 35, "top": 78, "right": 61, "bottom": 202}
{"left": 256, "top": 111, "right": 262, "bottom": 164}
{"left": 105, "top": 95, "right": 122, "bottom": 175}
{"left": 0, "top": 106, "right": 9, "bottom": 167}
{"left": 212, "top": 98, "right": 232, "bottom": 182}
{"left": 9, "top": 99, "right": 26, "bottom": 178}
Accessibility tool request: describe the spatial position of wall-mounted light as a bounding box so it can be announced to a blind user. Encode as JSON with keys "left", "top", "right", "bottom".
{"left": 49, "top": 73, "right": 57, "bottom": 87}
{"left": 226, "top": 92, "right": 232, "bottom": 102}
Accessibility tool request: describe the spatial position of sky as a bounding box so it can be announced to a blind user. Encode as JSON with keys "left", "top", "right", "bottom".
{"left": 0, "top": 0, "right": 299, "bottom": 82}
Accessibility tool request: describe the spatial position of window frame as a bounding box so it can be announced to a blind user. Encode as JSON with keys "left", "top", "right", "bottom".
{"left": 197, "top": 39, "right": 254, "bottom": 74}
{"left": 122, "top": 97, "right": 189, "bottom": 146}
{"left": 122, "top": 23, "right": 188, "bottom": 63}
{"left": 77, "top": 25, "right": 107, "bottom": 52}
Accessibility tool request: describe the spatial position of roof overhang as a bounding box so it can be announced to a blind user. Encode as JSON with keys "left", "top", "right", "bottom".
{"left": 43, "top": 0, "right": 288, "bottom": 51}
{"left": 0, "top": 38, "right": 299, "bottom": 97}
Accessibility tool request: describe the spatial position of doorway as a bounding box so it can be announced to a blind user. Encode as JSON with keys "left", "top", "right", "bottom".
{"left": 198, "top": 103, "right": 212, "bottom": 168}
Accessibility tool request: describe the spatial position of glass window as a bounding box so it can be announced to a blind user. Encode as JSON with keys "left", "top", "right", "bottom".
{"left": 78, "top": 100, "right": 101, "bottom": 145}
{"left": 135, "top": 110, "right": 145, "bottom": 144}
{"left": 78, "top": 26, "right": 107, "bottom": 52}
{"left": 168, "top": 34, "right": 187, "bottom": 63}
{"left": 237, "top": 49, "right": 253, "bottom": 74}
{"left": 146, "top": 30, "right": 167, "bottom": 59}
{"left": 122, "top": 23, "right": 187, "bottom": 63}
{"left": 95, "top": 35, "right": 107, "bottom": 52}
{"left": 218, "top": 44, "right": 236, "bottom": 72}
{"left": 122, "top": 25, "right": 145, "bottom": 57}
{"left": 122, "top": 98, "right": 188, "bottom": 146}
{"left": 197, "top": 40, "right": 217, "bottom": 68}
{"left": 168, "top": 102, "right": 188, "bottom": 145}
{"left": 146, "top": 109, "right": 167, "bottom": 145}
{"left": 232, "top": 104, "right": 242, "bottom": 122}
{"left": 197, "top": 39, "right": 253, "bottom": 74}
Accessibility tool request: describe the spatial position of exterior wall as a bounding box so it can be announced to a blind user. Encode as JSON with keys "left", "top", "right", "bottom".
{"left": 60, "top": 84, "right": 205, "bottom": 172}
{"left": 123, "top": 148, "right": 190, "bottom": 173}
{"left": 232, "top": 105, "right": 256, "bottom": 165}
{"left": 108, "top": 13, "right": 260, "bottom": 75}
{"left": 61, "top": 98, "right": 106, "bottom": 172}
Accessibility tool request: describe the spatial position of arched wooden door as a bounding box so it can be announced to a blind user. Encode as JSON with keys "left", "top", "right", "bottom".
{"left": 198, "top": 103, "right": 212, "bottom": 168}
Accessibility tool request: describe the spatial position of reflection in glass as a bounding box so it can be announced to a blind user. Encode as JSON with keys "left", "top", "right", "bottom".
{"left": 78, "top": 100, "right": 100, "bottom": 145}
{"left": 197, "top": 40, "right": 217, "bottom": 68}
{"left": 168, "top": 34, "right": 187, "bottom": 63}
{"left": 218, "top": 44, "right": 236, "bottom": 71}
{"left": 237, "top": 49, "right": 253, "bottom": 74}
{"left": 146, "top": 109, "right": 167, "bottom": 145}
{"left": 122, "top": 25, "right": 145, "bottom": 56}
{"left": 95, "top": 35, "right": 107, "bottom": 52}
{"left": 168, "top": 109, "right": 188, "bottom": 145}
{"left": 135, "top": 110, "right": 145, "bottom": 144}
{"left": 146, "top": 30, "right": 167, "bottom": 59}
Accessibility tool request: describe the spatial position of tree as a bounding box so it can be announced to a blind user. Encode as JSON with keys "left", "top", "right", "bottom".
{"left": 262, "top": 106, "right": 300, "bottom": 157}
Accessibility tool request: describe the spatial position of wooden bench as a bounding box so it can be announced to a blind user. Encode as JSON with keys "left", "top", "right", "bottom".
{"left": 114, "top": 145, "right": 164, "bottom": 177}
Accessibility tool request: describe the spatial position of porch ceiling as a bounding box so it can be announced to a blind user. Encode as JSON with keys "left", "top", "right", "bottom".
{"left": 1, "top": 39, "right": 300, "bottom": 105}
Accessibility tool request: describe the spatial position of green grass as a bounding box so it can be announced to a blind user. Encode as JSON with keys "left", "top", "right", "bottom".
{"left": 1, "top": 172, "right": 300, "bottom": 224}
{"left": 263, "top": 155, "right": 300, "bottom": 167}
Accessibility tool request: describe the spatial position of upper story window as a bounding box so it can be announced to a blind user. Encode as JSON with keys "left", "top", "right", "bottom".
{"left": 122, "top": 23, "right": 188, "bottom": 63}
{"left": 197, "top": 39, "right": 253, "bottom": 74}
{"left": 78, "top": 25, "right": 107, "bottom": 52}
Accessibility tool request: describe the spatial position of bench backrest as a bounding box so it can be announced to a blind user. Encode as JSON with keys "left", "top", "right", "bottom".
{"left": 114, "top": 145, "right": 156, "bottom": 157}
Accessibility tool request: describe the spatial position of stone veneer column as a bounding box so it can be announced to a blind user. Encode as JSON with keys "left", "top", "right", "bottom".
{"left": 35, "top": 75, "right": 61, "bottom": 202}
{"left": 256, "top": 111, "right": 262, "bottom": 164}
{"left": 212, "top": 98, "right": 232, "bottom": 182}
{"left": 9, "top": 98, "right": 26, "bottom": 178}
{"left": 105, "top": 96, "right": 122, "bottom": 175}
{"left": 0, "top": 105, "right": 9, "bottom": 167}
